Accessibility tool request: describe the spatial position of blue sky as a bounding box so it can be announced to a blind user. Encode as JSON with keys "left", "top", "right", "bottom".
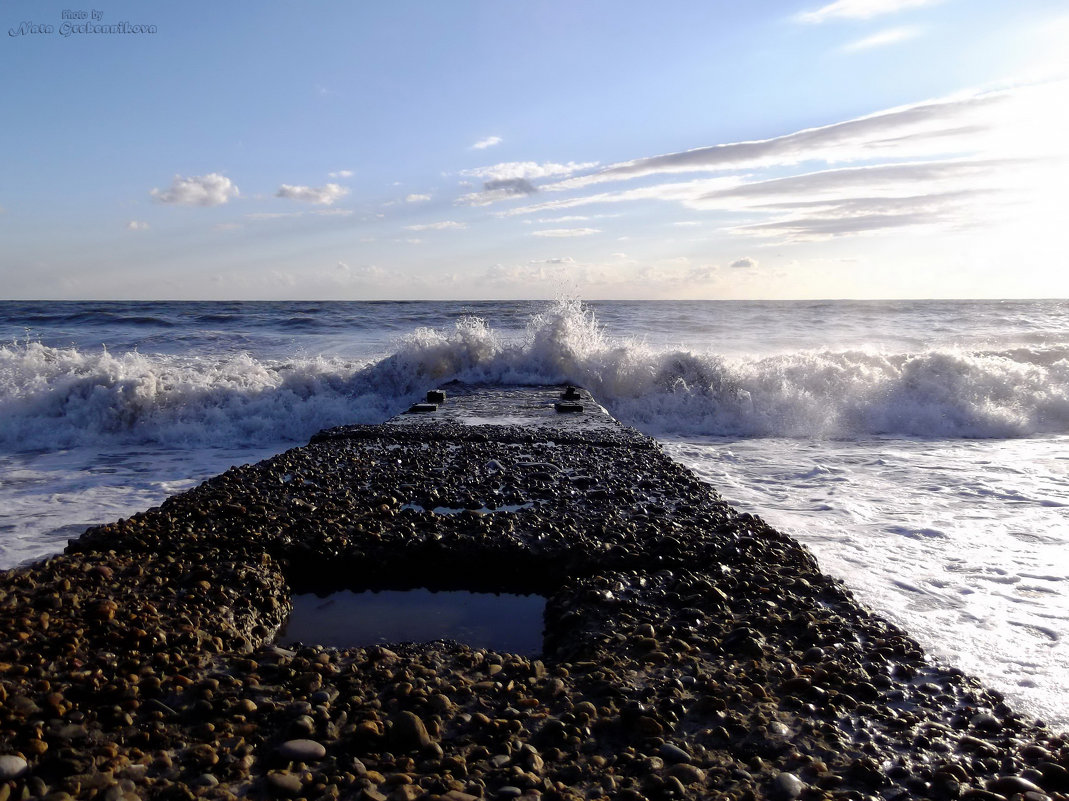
{"left": 1, "top": 0, "right": 1067, "bottom": 299}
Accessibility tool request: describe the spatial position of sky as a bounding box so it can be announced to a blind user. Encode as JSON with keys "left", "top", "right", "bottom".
{"left": 1, "top": 0, "right": 1067, "bottom": 300}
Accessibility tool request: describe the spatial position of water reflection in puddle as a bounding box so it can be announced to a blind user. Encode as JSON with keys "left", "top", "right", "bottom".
{"left": 281, "top": 589, "right": 545, "bottom": 655}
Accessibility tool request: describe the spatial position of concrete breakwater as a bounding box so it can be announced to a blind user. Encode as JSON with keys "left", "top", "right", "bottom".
{"left": 0, "top": 384, "right": 1066, "bottom": 801}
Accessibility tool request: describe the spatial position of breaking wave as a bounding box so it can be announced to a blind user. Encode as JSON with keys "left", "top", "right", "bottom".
{"left": 2, "top": 299, "right": 1068, "bottom": 450}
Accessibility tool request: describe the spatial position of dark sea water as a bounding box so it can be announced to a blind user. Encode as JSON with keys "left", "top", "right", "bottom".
{"left": 1, "top": 298, "right": 1067, "bottom": 728}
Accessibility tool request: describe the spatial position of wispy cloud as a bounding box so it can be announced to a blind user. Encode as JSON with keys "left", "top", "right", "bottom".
{"left": 276, "top": 183, "right": 349, "bottom": 205}
{"left": 797, "top": 0, "right": 942, "bottom": 23}
{"left": 493, "top": 80, "right": 1068, "bottom": 245}
{"left": 531, "top": 227, "right": 601, "bottom": 238}
{"left": 463, "top": 161, "right": 599, "bottom": 182}
{"left": 152, "top": 173, "right": 239, "bottom": 206}
{"left": 499, "top": 177, "right": 744, "bottom": 216}
{"left": 328, "top": 169, "right": 353, "bottom": 179}
{"left": 471, "top": 135, "right": 503, "bottom": 150}
{"left": 405, "top": 193, "right": 431, "bottom": 203}
{"left": 246, "top": 208, "right": 355, "bottom": 221}
{"left": 458, "top": 160, "right": 601, "bottom": 206}
{"left": 544, "top": 91, "right": 1009, "bottom": 191}
{"left": 126, "top": 220, "right": 149, "bottom": 231}
{"left": 405, "top": 220, "right": 467, "bottom": 231}
{"left": 336, "top": 261, "right": 387, "bottom": 282}
{"left": 842, "top": 25, "right": 922, "bottom": 51}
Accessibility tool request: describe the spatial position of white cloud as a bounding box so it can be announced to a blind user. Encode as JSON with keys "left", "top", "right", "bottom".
{"left": 336, "top": 261, "right": 386, "bottom": 281}
{"left": 471, "top": 136, "right": 503, "bottom": 150}
{"left": 126, "top": 220, "right": 149, "bottom": 231}
{"left": 546, "top": 91, "right": 1011, "bottom": 191}
{"left": 406, "top": 193, "right": 431, "bottom": 203}
{"left": 457, "top": 161, "right": 602, "bottom": 206}
{"left": 842, "top": 26, "right": 922, "bottom": 51}
{"left": 405, "top": 220, "right": 467, "bottom": 231}
{"left": 246, "top": 212, "right": 305, "bottom": 221}
{"left": 245, "top": 207, "right": 354, "bottom": 222}
{"left": 151, "top": 173, "right": 239, "bottom": 206}
{"left": 276, "top": 183, "right": 350, "bottom": 205}
{"left": 730, "top": 257, "right": 758, "bottom": 269}
{"left": 797, "top": 0, "right": 941, "bottom": 23}
{"left": 462, "top": 161, "right": 599, "bottom": 182}
{"left": 329, "top": 169, "right": 353, "bottom": 178}
{"left": 532, "top": 227, "right": 601, "bottom": 238}
{"left": 501, "top": 176, "right": 744, "bottom": 216}
{"left": 482, "top": 80, "right": 1067, "bottom": 248}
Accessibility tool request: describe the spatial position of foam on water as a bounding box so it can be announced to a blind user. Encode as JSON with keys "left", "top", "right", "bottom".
{"left": 3, "top": 299, "right": 1067, "bottom": 450}
{"left": 661, "top": 435, "right": 1069, "bottom": 730}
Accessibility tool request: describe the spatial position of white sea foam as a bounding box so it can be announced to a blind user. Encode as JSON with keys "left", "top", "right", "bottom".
{"left": 662, "top": 434, "right": 1069, "bottom": 731}
{"left": 3, "top": 300, "right": 1067, "bottom": 451}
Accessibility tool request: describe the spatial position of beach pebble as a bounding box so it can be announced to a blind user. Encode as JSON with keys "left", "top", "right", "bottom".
{"left": 659, "top": 743, "right": 691, "bottom": 764}
{"left": 390, "top": 711, "right": 432, "bottom": 751}
{"left": 987, "top": 776, "right": 1044, "bottom": 796}
{"left": 266, "top": 771, "right": 303, "bottom": 795}
{"left": 668, "top": 764, "right": 706, "bottom": 785}
{"left": 772, "top": 772, "right": 805, "bottom": 799}
{"left": 971, "top": 712, "right": 1002, "bottom": 731}
{"left": 278, "top": 738, "right": 326, "bottom": 761}
{"left": 0, "top": 755, "right": 28, "bottom": 780}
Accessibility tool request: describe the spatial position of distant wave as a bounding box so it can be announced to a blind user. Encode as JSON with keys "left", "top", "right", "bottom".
{"left": 1, "top": 299, "right": 1067, "bottom": 449}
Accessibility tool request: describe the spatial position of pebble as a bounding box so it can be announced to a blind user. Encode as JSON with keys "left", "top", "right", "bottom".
{"left": 972, "top": 713, "right": 1002, "bottom": 731}
{"left": 266, "top": 771, "right": 304, "bottom": 795}
{"left": 668, "top": 764, "right": 706, "bottom": 785}
{"left": 0, "top": 755, "right": 27, "bottom": 780}
{"left": 278, "top": 738, "right": 327, "bottom": 761}
{"left": 659, "top": 743, "right": 691, "bottom": 764}
{"left": 987, "top": 776, "right": 1044, "bottom": 796}
{"left": 390, "top": 711, "right": 432, "bottom": 752}
{"left": 772, "top": 772, "right": 805, "bottom": 799}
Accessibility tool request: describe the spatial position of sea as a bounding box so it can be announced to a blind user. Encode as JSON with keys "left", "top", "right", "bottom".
{"left": 1, "top": 298, "right": 1067, "bottom": 729}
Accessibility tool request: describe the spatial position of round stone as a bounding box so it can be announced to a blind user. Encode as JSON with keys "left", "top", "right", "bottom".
{"left": 0, "top": 755, "right": 28, "bottom": 781}
{"left": 659, "top": 743, "right": 691, "bottom": 764}
{"left": 668, "top": 764, "right": 706, "bottom": 785}
{"left": 390, "top": 711, "right": 432, "bottom": 752}
{"left": 277, "top": 739, "right": 326, "bottom": 762}
{"left": 267, "top": 771, "right": 303, "bottom": 795}
{"left": 772, "top": 772, "right": 805, "bottom": 799}
{"left": 987, "top": 776, "right": 1044, "bottom": 796}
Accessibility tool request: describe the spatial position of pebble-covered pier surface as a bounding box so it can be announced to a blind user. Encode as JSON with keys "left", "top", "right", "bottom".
{"left": 1, "top": 384, "right": 1066, "bottom": 801}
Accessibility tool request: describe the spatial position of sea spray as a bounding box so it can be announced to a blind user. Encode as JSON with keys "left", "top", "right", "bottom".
{"left": 2, "top": 299, "right": 1069, "bottom": 450}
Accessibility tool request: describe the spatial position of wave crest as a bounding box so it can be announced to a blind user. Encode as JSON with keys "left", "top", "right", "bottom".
{"left": 1, "top": 300, "right": 1067, "bottom": 449}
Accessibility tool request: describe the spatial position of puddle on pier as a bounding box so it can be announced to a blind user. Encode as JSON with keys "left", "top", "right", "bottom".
{"left": 280, "top": 589, "right": 545, "bottom": 655}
